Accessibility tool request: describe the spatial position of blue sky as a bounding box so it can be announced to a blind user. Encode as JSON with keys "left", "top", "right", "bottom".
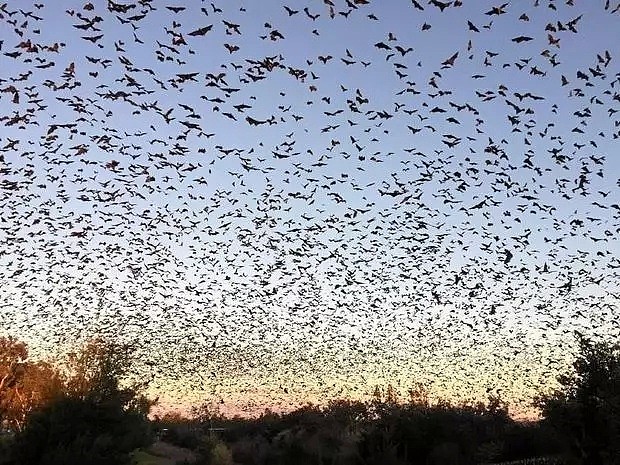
{"left": 0, "top": 0, "right": 619, "bottom": 417}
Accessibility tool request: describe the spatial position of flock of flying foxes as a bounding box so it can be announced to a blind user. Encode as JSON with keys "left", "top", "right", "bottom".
{"left": 0, "top": 0, "right": 619, "bottom": 414}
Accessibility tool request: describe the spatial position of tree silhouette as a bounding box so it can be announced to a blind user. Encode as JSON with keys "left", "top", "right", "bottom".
{"left": 535, "top": 335, "right": 620, "bottom": 465}
{"left": 10, "top": 338, "right": 154, "bottom": 465}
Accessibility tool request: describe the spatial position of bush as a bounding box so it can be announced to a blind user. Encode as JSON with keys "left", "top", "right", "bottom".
{"left": 10, "top": 395, "right": 151, "bottom": 465}
{"left": 210, "top": 442, "right": 233, "bottom": 465}
{"left": 0, "top": 433, "right": 14, "bottom": 465}
{"left": 230, "top": 435, "right": 270, "bottom": 465}
{"left": 193, "top": 435, "right": 233, "bottom": 465}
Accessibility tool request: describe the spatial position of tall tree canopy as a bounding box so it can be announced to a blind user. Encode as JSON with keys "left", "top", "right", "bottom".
{"left": 536, "top": 335, "right": 620, "bottom": 465}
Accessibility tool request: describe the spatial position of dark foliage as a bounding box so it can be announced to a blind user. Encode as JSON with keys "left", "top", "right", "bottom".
{"left": 10, "top": 395, "right": 151, "bottom": 465}
{"left": 536, "top": 336, "right": 620, "bottom": 465}
{"left": 156, "top": 396, "right": 566, "bottom": 465}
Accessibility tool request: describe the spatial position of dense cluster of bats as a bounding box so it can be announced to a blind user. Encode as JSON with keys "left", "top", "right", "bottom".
{"left": 0, "top": 0, "right": 618, "bottom": 414}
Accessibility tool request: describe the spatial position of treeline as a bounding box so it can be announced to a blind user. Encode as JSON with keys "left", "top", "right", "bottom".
{"left": 157, "top": 396, "right": 565, "bottom": 465}
{"left": 1, "top": 335, "right": 619, "bottom": 465}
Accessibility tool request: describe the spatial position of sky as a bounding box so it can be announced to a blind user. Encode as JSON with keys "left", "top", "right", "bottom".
{"left": 0, "top": 0, "right": 619, "bottom": 418}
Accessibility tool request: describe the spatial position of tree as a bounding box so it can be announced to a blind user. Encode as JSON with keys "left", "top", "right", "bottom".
{"left": 3, "top": 361, "right": 65, "bottom": 432}
{"left": 0, "top": 336, "right": 64, "bottom": 432}
{"left": 535, "top": 335, "right": 620, "bottom": 465}
{"left": 0, "top": 336, "right": 28, "bottom": 430}
{"left": 10, "top": 337, "right": 154, "bottom": 465}
{"left": 65, "top": 338, "right": 136, "bottom": 402}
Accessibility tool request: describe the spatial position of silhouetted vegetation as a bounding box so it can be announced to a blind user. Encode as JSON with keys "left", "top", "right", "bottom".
{"left": 0, "top": 337, "right": 153, "bottom": 465}
{"left": 2, "top": 334, "right": 619, "bottom": 464}
{"left": 535, "top": 335, "right": 620, "bottom": 465}
{"left": 152, "top": 395, "right": 568, "bottom": 465}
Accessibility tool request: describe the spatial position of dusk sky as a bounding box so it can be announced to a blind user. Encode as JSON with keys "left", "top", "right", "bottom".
{"left": 1, "top": 0, "right": 619, "bottom": 418}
